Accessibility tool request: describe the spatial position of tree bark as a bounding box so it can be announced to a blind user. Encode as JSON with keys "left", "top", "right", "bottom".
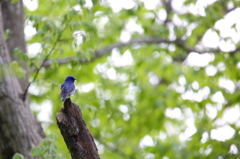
{"left": 56, "top": 98, "right": 99, "bottom": 159}
{"left": 0, "top": 1, "right": 44, "bottom": 159}
{"left": 1, "top": 0, "right": 29, "bottom": 90}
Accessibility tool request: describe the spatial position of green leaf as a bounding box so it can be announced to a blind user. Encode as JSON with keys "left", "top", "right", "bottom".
{"left": 79, "top": 0, "right": 86, "bottom": 6}
{"left": 62, "top": 14, "right": 68, "bottom": 24}
{"left": 12, "top": 153, "right": 25, "bottom": 159}
{"left": 31, "top": 147, "right": 41, "bottom": 157}
{"left": 69, "top": 10, "right": 78, "bottom": 17}
{"left": 39, "top": 146, "right": 49, "bottom": 157}
{"left": 69, "top": 59, "right": 79, "bottom": 68}
{"left": 12, "top": 48, "right": 22, "bottom": 58}
{"left": 43, "top": 23, "right": 51, "bottom": 32}
{"left": 10, "top": 61, "right": 26, "bottom": 78}
{"left": 4, "top": 29, "right": 10, "bottom": 40}
{"left": 11, "top": 0, "right": 18, "bottom": 4}
{"left": 48, "top": 133, "right": 57, "bottom": 142}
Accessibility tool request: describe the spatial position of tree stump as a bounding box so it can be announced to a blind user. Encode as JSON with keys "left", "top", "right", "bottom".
{"left": 56, "top": 98, "right": 99, "bottom": 159}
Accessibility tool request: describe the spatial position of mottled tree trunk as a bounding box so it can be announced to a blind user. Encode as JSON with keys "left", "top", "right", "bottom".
{"left": 1, "top": 0, "right": 29, "bottom": 90}
{"left": 0, "top": 1, "right": 44, "bottom": 159}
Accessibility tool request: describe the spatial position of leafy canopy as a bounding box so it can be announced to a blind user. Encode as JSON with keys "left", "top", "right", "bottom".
{"left": 16, "top": 0, "right": 240, "bottom": 158}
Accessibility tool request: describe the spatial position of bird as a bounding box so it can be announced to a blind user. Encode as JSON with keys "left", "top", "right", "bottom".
{"left": 60, "top": 75, "right": 76, "bottom": 102}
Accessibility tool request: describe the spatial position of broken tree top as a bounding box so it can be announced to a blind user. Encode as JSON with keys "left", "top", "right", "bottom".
{"left": 56, "top": 98, "right": 99, "bottom": 159}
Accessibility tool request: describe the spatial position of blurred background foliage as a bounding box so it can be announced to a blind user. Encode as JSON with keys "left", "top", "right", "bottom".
{"left": 17, "top": 0, "right": 240, "bottom": 158}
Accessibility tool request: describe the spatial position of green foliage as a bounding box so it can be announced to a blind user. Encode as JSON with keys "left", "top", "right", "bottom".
{"left": 15, "top": 0, "right": 240, "bottom": 158}
{"left": 4, "top": 29, "right": 10, "bottom": 40}
{"left": 9, "top": 61, "right": 26, "bottom": 78}
{"left": 12, "top": 134, "right": 62, "bottom": 159}
{"left": 10, "top": 0, "right": 18, "bottom": 4}
{"left": 31, "top": 134, "right": 62, "bottom": 159}
{"left": 12, "top": 153, "right": 25, "bottom": 159}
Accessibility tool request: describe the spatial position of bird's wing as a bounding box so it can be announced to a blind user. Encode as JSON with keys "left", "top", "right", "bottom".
{"left": 61, "top": 83, "right": 75, "bottom": 98}
{"left": 66, "top": 84, "right": 75, "bottom": 96}
{"left": 60, "top": 84, "right": 65, "bottom": 98}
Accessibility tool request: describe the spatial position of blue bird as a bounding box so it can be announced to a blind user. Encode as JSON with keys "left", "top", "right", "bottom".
{"left": 60, "top": 76, "right": 76, "bottom": 102}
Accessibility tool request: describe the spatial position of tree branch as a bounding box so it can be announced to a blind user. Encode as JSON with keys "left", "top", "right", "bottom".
{"left": 41, "top": 37, "right": 240, "bottom": 68}
{"left": 162, "top": 0, "right": 173, "bottom": 24}
{"left": 41, "top": 37, "right": 172, "bottom": 67}
{"left": 56, "top": 98, "right": 99, "bottom": 159}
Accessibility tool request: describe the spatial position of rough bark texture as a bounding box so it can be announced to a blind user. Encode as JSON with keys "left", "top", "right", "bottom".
{"left": 1, "top": 0, "right": 29, "bottom": 90}
{"left": 0, "top": 1, "right": 44, "bottom": 159}
{"left": 56, "top": 98, "right": 100, "bottom": 159}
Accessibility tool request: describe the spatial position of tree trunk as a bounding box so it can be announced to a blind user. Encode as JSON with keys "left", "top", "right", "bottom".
{"left": 56, "top": 98, "right": 100, "bottom": 159}
{"left": 0, "top": 1, "right": 44, "bottom": 159}
{"left": 1, "top": 0, "right": 29, "bottom": 90}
